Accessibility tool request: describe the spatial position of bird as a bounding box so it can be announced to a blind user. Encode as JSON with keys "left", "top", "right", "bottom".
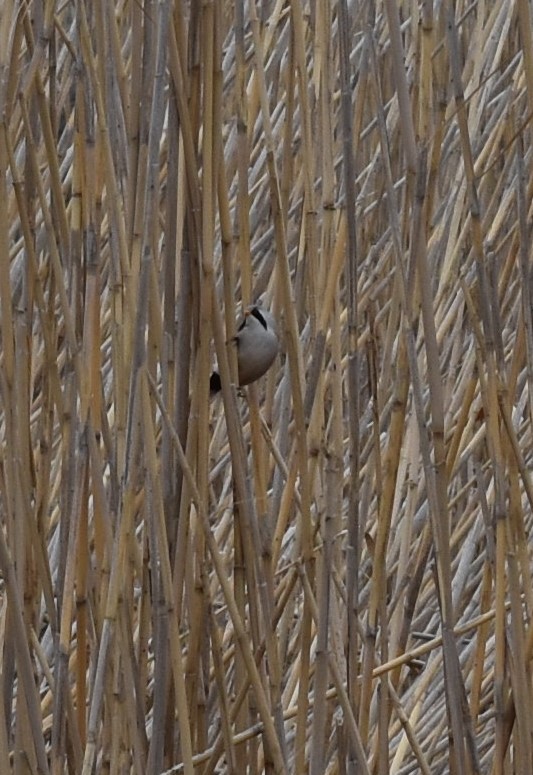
{"left": 210, "top": 305, "right": 279, "bottom": 393}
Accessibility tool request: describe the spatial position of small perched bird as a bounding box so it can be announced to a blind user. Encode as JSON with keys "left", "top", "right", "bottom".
{"left": 210, "top": 305, "right": 279, "bottom": 393}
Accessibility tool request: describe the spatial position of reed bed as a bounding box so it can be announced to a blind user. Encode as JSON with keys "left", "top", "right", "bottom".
{"left": 0, "top": 0, "right": 532, "bottom": 773}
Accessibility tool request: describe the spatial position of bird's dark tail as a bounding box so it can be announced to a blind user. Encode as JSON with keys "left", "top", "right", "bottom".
{"left": 210, "top": 372, "right": 222, "bottom": 393}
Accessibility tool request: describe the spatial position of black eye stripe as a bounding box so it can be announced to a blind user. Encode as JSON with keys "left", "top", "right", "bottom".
{"left": 250, "top": 307, "right": 267, "bottom": 329}
{"left": 236, "top": 306, "right": 268, "bottom": 333}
